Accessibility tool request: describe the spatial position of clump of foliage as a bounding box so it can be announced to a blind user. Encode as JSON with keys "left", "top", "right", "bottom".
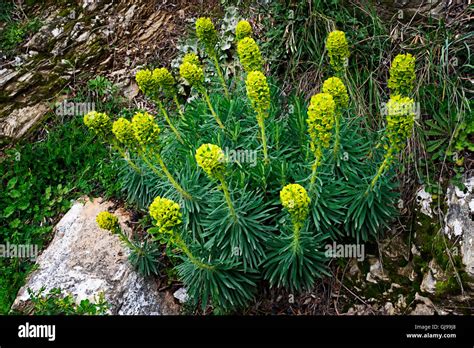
{"left": 18, "top": 287, "right": 109, "bottom": 315}
{"left": 0, "top": 80, "right": 122, "bottom": 314}
{"left": 84, "top": 15, "right": 417, "bottom": 313}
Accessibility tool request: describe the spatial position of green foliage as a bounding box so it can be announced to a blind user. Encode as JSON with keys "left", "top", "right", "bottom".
{"left": 0, "top": 112, "right": 121, "bottom": 314}
{"left": 0, "top": 17, "right": 41, "bottom": 54}
{"left": 19, "top": 287, "right": 109, "bottom": 315}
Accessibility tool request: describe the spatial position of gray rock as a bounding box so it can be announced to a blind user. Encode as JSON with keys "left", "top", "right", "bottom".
{"left": 0, "top": 104, "right": 49, "bottom": 141}
{"left": 445, "top": 175, "right": 474, "bottom": 276}
{"left": 12, "top": 198, "right": 178, "bottom": 315}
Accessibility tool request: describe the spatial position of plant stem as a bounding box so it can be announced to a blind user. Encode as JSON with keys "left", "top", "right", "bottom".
{"left": 257, "top": 114, "right": 269, "bottom": 164}
{"left": 333, "top": 111, "right": 341, "bottom": 159}
{"left": 156, "top": 99, "right": 184, "bottom": 144}
{"left": 201, "top": 88, "right": 225, "bottom": 129}
{"left": 211, "top": 54, "right": 230, "bottom": 99}
{"left": 154, "top": 153, "right": 193, "bottom": 200}
{"left": 114, "top": 227, "right": 142, "bottom": 255}
{"left": 219, "top": 177, "right": 237, "bottom": 222}
{"left": 139, "top": 151, "right": 164, "bottom": 178}
{"left": 110, "top": 141, "right": 142, "bottom": 174}
{"left": 173, "top": 94, "right": 185, "bottom": 119}
{"left": 368, "top": 148, "right": 394, "bottom": 193}
{"left": 309, "top": 144, "right": 322, "bottom": 191}
{"left": 291, "top": 220, "right": 302, "bottom": 253}
{"left": 174, "top": 233, "right": 214, "bottom": 270}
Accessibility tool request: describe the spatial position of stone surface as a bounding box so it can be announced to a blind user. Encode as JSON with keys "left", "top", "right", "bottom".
{"left": 0, "top": 1, "right": 216, "bottom": 142}
{"left": 12, "top": 197, "right": 179, "bottom": 315}
{"left": 445, "top": 176, "right": 474, "bottom": 276}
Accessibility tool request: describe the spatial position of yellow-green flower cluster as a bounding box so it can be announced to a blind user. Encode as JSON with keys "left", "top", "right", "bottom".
{"left": 237, "top": 37, "right": 263, "bottom": 73}
{"left": 326, "top": 30, "right": 349, "bottom": 73}
{"left": 149, "top": 196, "right": 182, "bottom": 234}
{"left": 235, "top": 20, "right": 252, "bottom": 41}
{"left": 385, "top": 95, "right": 415, "bottom": 152}
{"left": 182, "top": 53, "right": 200, "bottom": 67}
{"left": 322, "top": 77, "right": 349, "bottom": 109}
{"left": 153, "top": 67, "right": 176, "bottom": 97}
{"left": 387, "top": 53, "right": 415, "bottom": 96}
{"left": 195, "top": 143, "right": 226, "bottom": 179}
{"left": 83, "top": 111, "right": 111, "bottom": 136}
{"left": 131, "top": 112, "right": 160, "bottom": 146}
{"left": 135, "top": 69, "right": 158, "bottom": 97}
{"left": 280, "top": 184, "right": 310, "bottom": 225}
{"left": 246, "top": 71, "right": 270, "bottom": 116}
{"left": 179, "top": 62, "right": 204, "bottom": 88}
{"left": 307, "top": 93, "right": 336, "bottom": 149}
{"left": 96, "top": 211, "right": 118, "bottom": 232}
{"left": 196, "top": 17, "right": 218, "bottom": 54}
{"left": 112, "top": 118, "right": 135, "bottom": 147}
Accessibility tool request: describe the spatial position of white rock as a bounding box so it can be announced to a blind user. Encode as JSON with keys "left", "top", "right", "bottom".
{"left": 12, "top": 198, "right": 177, "bottom": 315}
{"left": 416, "top": 186, "right": 433, "bottom": 217}
{"left": 173, "top": 288, "right": 189, "bottom": 304}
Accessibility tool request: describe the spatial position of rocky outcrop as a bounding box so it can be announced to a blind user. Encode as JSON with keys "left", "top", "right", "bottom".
{"left": 12, "top": 197, "right": 179, "bottom": 315}
{"left": 445, "top": 175, "right": 474, "bottom": 277}
{"left": 0, "top": 0, "right": 216, "bottom": 142}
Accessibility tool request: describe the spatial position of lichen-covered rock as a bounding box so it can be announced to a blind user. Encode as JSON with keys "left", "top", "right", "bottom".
{"left": 445, "top": 176, "right": 474, "bottom": 276}
{"left": 12, "top": 197, "right": 179, "bottom": 315}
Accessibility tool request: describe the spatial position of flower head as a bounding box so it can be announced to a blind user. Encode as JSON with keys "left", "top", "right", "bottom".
{"left": 322, "top": 77, "right": 349, "bottom": 109}
{"left": 112, "top": 118, "right": 135, "bottom": 146}
{"left": 385, "top": 95, "right": 415, "bottom": 151}
{"left": 96, "top": 211, "right": 118, "bottom": 232}
{"left": 326, "top": 30, "right": 349, "bottom": 73}
{"left": 235, "top": 20, "right": 252, "bottom": 41}
{"left": 195, "top": 143, "right": 226, "bottom": 179}
{"left": 246, "top": 71, "right": 270, "bottom": 116}
{"left": 196, "top": 17, "right": 218, "bottom": 54}
{"left": 179, "top": 62, "right": 204, "bottom": 88}
{"left": 307, "top": 93, "right": 336, "bottom": 149}
{"left": 131, "top": 112, "right": 160, "bottom": 146}
{"left": 237, "top": 37, "right": 263, "bottom": 73}
{"left": 153, "top": 67, "right": 176, "bottom": 96}
{"left": 280, "top": 184, "right": 310, "bottom": 224}
{"left": 83, "top": 111, "right": 111, "bottom": 137}
{"left": 149, "top": 196, "right": 182, "bottom": 234}
{"left": 182, "top": 52, "right": 201, "bottom": 67}
{"left": 387, "top": 53, "right": 416, "bottom": 96}
{"left": 135, "top": 69, "right": 158, "bottom": 97}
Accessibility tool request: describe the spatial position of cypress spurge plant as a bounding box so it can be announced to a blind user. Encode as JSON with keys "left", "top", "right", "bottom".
{"left": 179, "top": 61, "right": 225, "bottom": 130}
{"left": 131, "top": 112, "right": 192, "bottom": 200}
{"left": 326, "top": 30, "right": 350, "bottom": 76}
{"left": 135, "top": 69, "right": 184, "bottom": 144}
{"left": 322, "top": 77, "right": 349, "bottom": 158}
{"left": 195, "top": 17, "right": 229, "bottom": 98}
{"left": 96, "top": 212, "right": 160, "bottom": 276}
{"left": 387, "top": 53, "right": 416, "bottom": 97}
{"left": 84, "top": 111, "right": 141, "bottom": 173}
{"left": 264, "top": 184, "right": 328, "bottom": 291}
{"left": 147, "top": 196, "right": 257, "bottom": 312}
{"left": 235, "top": 20, "right": 252, "bottom": 41}
{"left": 246, "top": 71, "right": 271, "bottom": 164}
{"left": 306, "top": 93, "right": 336, "bottom": 189}
{"left": 153, "top": 67, "right": 186, "bottom": 120}
{"left": 369, "top": 95, "right": 416, "bottom": 191}
{"left": 195, "top": 143, "right": 236, "bottom": 220}
{"left": 237, "top": 37, "right": 264, "bottom": 73}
